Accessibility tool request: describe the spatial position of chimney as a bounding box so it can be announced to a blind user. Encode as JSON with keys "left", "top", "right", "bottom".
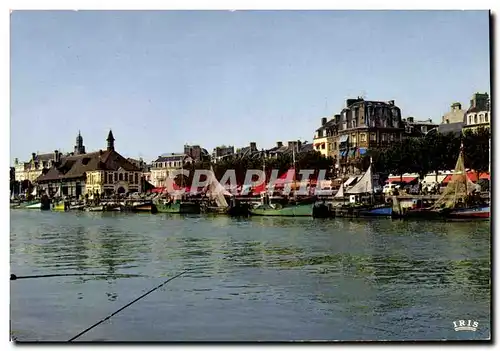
{"left": 14, "top": 158, "right": 18, "bottom": 165}
{"left": 407, "top": 117, "right": 414, "bottom": 123}
{"left": 388, "top": 100, "right": 395, "bottom": 106}
{"left": 250, "top": 142, "right": 257, "bottom": 150}
{"left": 297, "top": 140, "right": 302, "bottom": 150}
{"left": 277, "top": 141, "right": 283, "bottom": 148}
{"left": 53, "top": 150, "right": 58, "bottom": 163}
{"left": 321, "top": 117, "right": 327, "bottom": 126}
{"left": 32, "top": 152, "right": 36, "bottom": 161}
{"left": 288, "top": 141, "right": 294, "bottom": 148}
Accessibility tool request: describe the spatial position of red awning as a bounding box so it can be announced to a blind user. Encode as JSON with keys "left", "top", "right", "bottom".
{"left": 385, "top": 176, "right": 417, "bottom": 183}
{"left": 252, "top": 182, "right": 266, "bottom": 194}
{"left": 151, "top": 187, "right": 166, "bottom": 193}
{"left": 442, "top": 171, "right": 489, "bottom": 184}
{"left": 479, "top": 173, "right": 490, "bottom": 180}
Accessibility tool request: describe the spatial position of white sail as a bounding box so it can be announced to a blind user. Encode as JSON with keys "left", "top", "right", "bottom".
{"left": 205, "top": 168, "right": 231, "bottom": 207}
{"left": 345, "top": 165, "right": 373, "bottom": 194}
{"left": 334, "top": 182, "right": 344, "bottom": 198}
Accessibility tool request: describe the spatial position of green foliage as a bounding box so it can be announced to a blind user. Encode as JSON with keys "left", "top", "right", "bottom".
{"left": 370, "top": 130, "right": 490, "bottom": 179}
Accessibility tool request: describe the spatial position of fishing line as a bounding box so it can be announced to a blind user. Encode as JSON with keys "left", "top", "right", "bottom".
{"left": 10, "top": 273, "right": 143, "bottom": 280}
{"left": 68, "top": 269, "right": 189, "bottom": 342}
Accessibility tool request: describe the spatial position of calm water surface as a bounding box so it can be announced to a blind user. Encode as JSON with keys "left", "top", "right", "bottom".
{"left": 10, "top": 210, "right": 491, "bottom": 341}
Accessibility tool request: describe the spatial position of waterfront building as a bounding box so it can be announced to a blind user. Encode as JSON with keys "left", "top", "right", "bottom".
{"left": 402, "top": 117, "right": 439, "bottom": 138}
{"left": 441, "top": 102, "right": 466, "bottom": 124}
{"left": 184, "top": 144, "right": 210, "bottom": 162}
{"left": 212, "top": 145, "right": 235, "bottom": 163}
{"left": 313, "top": 116, "right": 339, "bottom": 159}
{"left": 336, "top": 98, "right": 404, "bottom": 176}
{"left": 463, "top": 92, "right": 490, "bottom": 133}
{"left": 267, "top": 140, "right": 311, "bottom": 159}
{"left": 36, "top": 130, "right": 142, "bottom": 197}
{"left": 14, "top": 151, "right": 62, "bottom": 185}
{"left": 235, "top": 142, "right": 259, "bottom": 158}
{"left": 150, "top": 153, "right": 194, "bottom": 187}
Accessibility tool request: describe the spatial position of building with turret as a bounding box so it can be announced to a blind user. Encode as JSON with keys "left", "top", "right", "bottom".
{"left": 36, "top": 130, "right": 142, "bottom": 197}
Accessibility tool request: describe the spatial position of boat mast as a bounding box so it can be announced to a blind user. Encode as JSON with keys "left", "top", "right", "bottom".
{"left": 462, "top": 142, "right": 467, "bottom": 202}
{"left": 370, "top": 156, "right": 374, "bottom": 204}
{"left": 292, "top": 143, "right": 297, "bottom": 201}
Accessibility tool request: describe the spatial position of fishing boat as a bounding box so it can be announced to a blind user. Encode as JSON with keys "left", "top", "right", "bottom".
{"left": 131, "top": 201, "right": 157, "bottom": 213}
{"left": 24, "top": 202, "right": 43, "bottom": 210}
{"left": 249, "top": 200, "right": 314, "bottom": 217}
{"left": 312, "top": 201, "right": 333, "bottom": 218}
{"left": 249, "top": 146, "right": 314, "bottom": 217}
{"left": 447, "top": 205, "right": 490, "bottom": 219}
{"left": 403, "top": 143, "right": 488, "bottom": 220}
{"left": 200, "top": 167, "right": 250, "bottom": 216}
{"left": 53, "top": 201, "right": 68, "bottom": 211}
{"left": 69, "top": 204, "right": 86, "bottom": 211}
{"left": 342, "top": 159, "right": 392, "bottom": 217}
{"left": 156, "top": 198, "right": 201, "bottom": 214}
{"left": 86, "top": 205, "right": 105, "bottom": 212}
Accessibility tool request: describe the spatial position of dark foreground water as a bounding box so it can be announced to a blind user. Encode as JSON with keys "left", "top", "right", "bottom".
{"left": 10, "top": 210, "right": 491, "bottom": 341}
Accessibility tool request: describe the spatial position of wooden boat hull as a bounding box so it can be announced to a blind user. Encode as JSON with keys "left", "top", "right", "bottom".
{"left": 249, "top": 203, "right": 313, "bottom": 217}
{"left": 359, "top": 206, "right": 393, "bottom": 217}
{"left": 86, "top": 206, "right": 104, "bottom": 212}
{"left": 446, "top": 206, "right": 490, "bottom": 219}
{"left": 156, "top": 202, "right": 201, "bottom": 214}
{"left": 202, "top": 203, "right": 250, "bottom": 217}
{"left": 25, "top": 202, "right": 42, "bottom": 209}
{"left": 131, "top": 203, "right": 157, "bottom": 213}
{"left": 312, "top": 203, "right": 332, "bottom": 218}
{"left": 52, "top": 203, "right": 67, "bottom": 211}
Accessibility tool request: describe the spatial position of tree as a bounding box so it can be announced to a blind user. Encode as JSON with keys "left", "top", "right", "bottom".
{"left": 463, "top": 127, "right": 490, "bottom": 179}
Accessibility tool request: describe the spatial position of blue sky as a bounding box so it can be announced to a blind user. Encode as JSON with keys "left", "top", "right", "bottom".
{"left": 10, "top": 10, "right": 490, "bottom": 164}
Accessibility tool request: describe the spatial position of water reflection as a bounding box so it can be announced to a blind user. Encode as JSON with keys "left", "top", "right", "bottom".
{"left": 10, "top": 211, "right": 491, "bottom": 341}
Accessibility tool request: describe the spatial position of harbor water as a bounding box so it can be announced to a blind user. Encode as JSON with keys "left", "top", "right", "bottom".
{"left": 10, "top": 210, "right": 491, "bottom": 341}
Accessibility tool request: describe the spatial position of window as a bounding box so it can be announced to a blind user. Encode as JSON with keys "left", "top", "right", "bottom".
{"left": 370, "top": 133, "right": 376, "bottom": 141}
{"left": 390, "top": 133, "right": 395, "bottom": 141}
{"left": 119, "top": 173, "right": 123, "bottom": 181}
{"left": 360, "top": 133, "right": 366, "bottom": 142}
{"left": 135, "top": 173, "right": 139, "bottom": 184}
{"left": 479, "top": 114, "right": 484, "bottom": 123}
{"left": 485, "top": 113, "right": 489, "bottom": 123}
{"left": 474, "top": 115, "right": 478, "bottom": 124}
{"left": 381, "top": 133, "right": 387, "bottom": 142}
{"left": 109, "top": 173, "right": 113, "bottom": 184}
{"left": 321, "top": 144, "right": 326, "bottom": 149}
{"left": 125, "top": 173, "right": 128, "bottom": 181}
{"left": 114, "top": 173, "right": 118, "bottom": 182}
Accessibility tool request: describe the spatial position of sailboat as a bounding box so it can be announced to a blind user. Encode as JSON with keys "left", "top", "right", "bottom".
{"left": 201, "top": 167, "right": 250, "bottom": 216}
{"left": 155, "top": 175, "right": 201, "bottom": 214}
{"left": 403, "top": 143, "right": 489, "bottom": 220}
{"left": 249, "top": 146, "right": 314, "bottom": 217}
{"left": 344, "top": 160, "right": 392, "bottom": 217}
